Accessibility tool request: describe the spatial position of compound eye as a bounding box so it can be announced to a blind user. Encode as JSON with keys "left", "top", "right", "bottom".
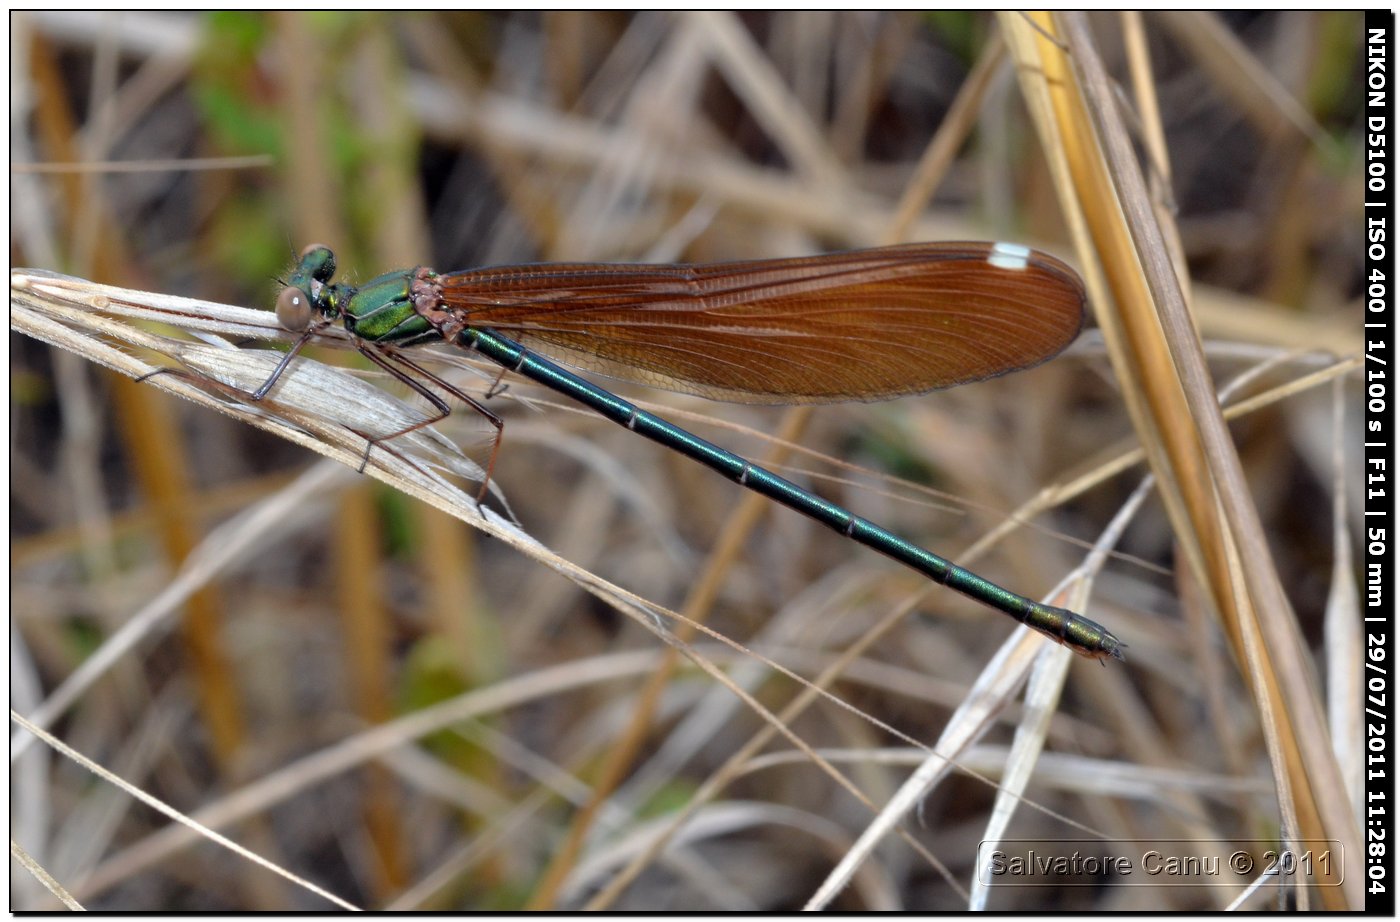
{"left": 276, "top": 286, "right": 314, "bottom": 331}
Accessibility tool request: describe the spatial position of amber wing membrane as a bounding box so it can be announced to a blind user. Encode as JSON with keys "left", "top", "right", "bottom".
{"left": 434, "top": 242, "right": 1085, "bottom": 404}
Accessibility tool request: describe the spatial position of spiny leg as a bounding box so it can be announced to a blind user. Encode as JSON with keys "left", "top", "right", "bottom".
{"left": 136, "top": 321, "right": 324, "bottom": 401}
{"left": 134, "top": 366, "right": 181, "bottom": 386}
{"left": 483, "top": 366, "right": 511, "bottom": 400}
{"left": 352, "top": 344, "right": 505, "bottom": 505}
{"left": 250, "top": 324, "right": 324, "bottom": 400}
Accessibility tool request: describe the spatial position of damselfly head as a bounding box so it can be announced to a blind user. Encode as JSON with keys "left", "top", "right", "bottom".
{"left": 276, "top": 245, "right": 340, "bottom": 331}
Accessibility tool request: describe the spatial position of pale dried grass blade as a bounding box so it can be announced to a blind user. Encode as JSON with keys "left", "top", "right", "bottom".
{"left": 999, "top": 12, "right": 1360, "bottom": 908}
{"left": 11, "top": 711, "right": 360, "bottom": 910}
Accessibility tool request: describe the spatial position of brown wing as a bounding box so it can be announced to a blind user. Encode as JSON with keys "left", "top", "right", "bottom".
{"left": 434, "top": 242, "right": 1085, "bottom": 404}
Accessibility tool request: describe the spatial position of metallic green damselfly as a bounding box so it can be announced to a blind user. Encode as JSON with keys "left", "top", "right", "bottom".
{"left": 255, "top": 243, "right": 1124, "bottom": 662}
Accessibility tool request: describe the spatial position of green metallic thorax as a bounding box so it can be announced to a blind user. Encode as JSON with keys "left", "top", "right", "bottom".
{"left": 319, "top": 269, "right": 437, "bottom": 346}
{"left": 336, "top": 270, "right": 436, "bottom": 344}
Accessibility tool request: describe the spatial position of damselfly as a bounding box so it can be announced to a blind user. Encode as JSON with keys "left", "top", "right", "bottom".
{"left": 256, "top": 242, "right": 1124, "bottom": 662}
